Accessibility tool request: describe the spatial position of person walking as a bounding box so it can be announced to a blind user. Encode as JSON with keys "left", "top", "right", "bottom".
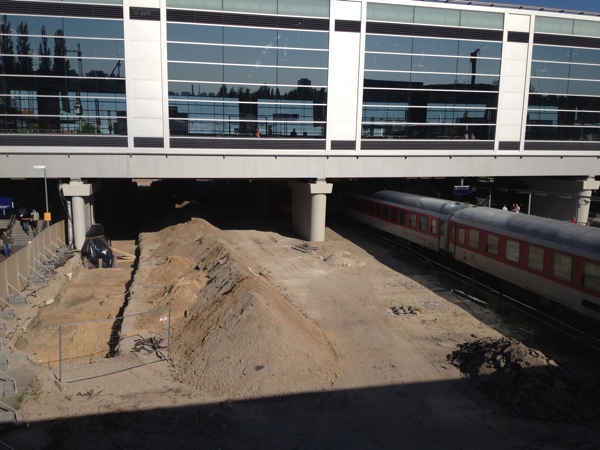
{"left": 30, "top": 208, "right": 40, "bottom": 236}
{"left": 1, "top": 229, "right": 13, "bottom": 257}
{"left": 18, "top": 206, "right": 30, "bottom": 235}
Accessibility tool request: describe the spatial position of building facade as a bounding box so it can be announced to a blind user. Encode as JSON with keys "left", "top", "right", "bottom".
{"left": 0, "top": 0, "right": 599, "bottom": 241}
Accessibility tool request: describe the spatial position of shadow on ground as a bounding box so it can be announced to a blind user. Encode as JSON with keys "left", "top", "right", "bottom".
{"left": 3, "top": 375, "right": 598, "bottom": 450}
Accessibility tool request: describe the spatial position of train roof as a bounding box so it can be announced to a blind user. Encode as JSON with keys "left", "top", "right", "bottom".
{"left": 372, "top": 191, "right": 472, "bottom": 215}
{"left": 453, "top": 206, "right": 600, "bottom": 258}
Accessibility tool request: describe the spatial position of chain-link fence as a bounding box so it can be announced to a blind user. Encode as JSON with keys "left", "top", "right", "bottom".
{"left": 57, "top": 307, "right": 170, "bottom": 383}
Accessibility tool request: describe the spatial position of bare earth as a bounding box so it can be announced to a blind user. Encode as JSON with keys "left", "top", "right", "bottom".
{"left": 1, "top": 216, "right": 599, "bottom": 449}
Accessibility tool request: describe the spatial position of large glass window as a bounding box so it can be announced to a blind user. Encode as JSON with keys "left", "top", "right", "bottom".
{"left": 368, "top": 4, "right": 503, "bottom": 29}
{"left": 166, "top": 19, "right": 328, "bottom": 137}
{"left": 167, "top": 0, "right": 330, "bottom": 18}
{"left": 0, "top": 14, "right": 126, "bottom": 135}
{"left": 528, "top": 17, "right": 600, "bottom": 141}
{"left": 362, "top": 11, "right": 501, "bottom": 141}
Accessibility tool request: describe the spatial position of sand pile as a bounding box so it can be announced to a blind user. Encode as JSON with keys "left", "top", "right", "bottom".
{"left": 448, "top": 337, "right": 600, "bottom": 423}
{"left": 135, "top": 218, "right": 338, "bottom": 400}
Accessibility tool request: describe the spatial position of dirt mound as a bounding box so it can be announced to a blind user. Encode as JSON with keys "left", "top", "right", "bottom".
{"left": 321, "top": 251, "right": 365, "bottom": 268}
{"left": 135, "top": 218, "right": 338, "bottom": 400}
{"left": 448, "top": 337, "right": 600, "bottom": 423}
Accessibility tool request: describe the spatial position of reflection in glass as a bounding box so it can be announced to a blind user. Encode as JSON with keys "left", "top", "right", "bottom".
{"left": 363, "top": 29, "right": 500, "bottom": 141}
{"left": 361, "top": 122, "right": 494, "bottom": 140}
{"left": 167, "top": 21, "right": 329, "bottom": 137}
{"left": 528, "top": 43, "right": 600, "bottom": 141}
{"left": 0, "top": 14, "right": 126, "bottom": 134}
{"left": 169, "top": 97, "right": 325, "bottom": 137}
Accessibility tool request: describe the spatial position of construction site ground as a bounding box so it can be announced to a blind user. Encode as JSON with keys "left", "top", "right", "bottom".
{"left": 1, "top": 211, "right": 600, "bottom": 449}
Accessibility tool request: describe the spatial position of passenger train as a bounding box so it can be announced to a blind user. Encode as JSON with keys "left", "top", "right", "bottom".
{"left": 339, "top": 190, "right": 600, "bottom": 323}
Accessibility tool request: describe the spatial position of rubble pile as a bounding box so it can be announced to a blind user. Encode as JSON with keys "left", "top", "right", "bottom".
{"left": 448, "top": 337, "right": 600, "bottom": 423}
{"left": 389, "top": 305, "right": 419, "bottom": 316}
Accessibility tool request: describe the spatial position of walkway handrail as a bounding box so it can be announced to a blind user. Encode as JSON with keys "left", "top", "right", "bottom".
{"left": 7, "top": 213, "right": 16, "bottom": 234}
{"left": 0, "top": 221, "right": 69, "bottom": 315}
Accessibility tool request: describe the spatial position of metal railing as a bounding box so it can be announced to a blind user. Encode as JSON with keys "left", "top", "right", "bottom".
{"left": 0, "top": 221, "right": 70, "bottom": 321}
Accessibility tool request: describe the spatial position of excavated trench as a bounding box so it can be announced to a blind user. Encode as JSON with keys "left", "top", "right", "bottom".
{"left": 106, "top": 241, "right": 141, "bottom": 358}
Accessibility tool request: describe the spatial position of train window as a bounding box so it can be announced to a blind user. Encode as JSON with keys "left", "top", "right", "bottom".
{"left": 583, "top": 262, "right": 600, "bottom": 293}
{"left": 391, "top": 208, "right": 398, "bottom": 223}
{"left": 400, "top": 210, "right": 407, "bottom": 225}
{"left": 382, "top": 205, "right": 389, "bottom": 220}
{"left": 527, "top": 246, "right": 544, "bottom": 271}
{"left": 419, "top": 216, "right": 428, "bottom": 231}
{"left": 506, "top": 240, "right": 520, "bottom": 263}
{"left": 431, "top": 218, "right": 438, "bottom": 235}
{"left": 468, "top": 229, "right": 479, "bottom": 249}
{"left": 410, "top": 213, "right": 417, "bottom": 228}
{"left": 553, "top": 253, "right": 572, "bottom": 281}
{"left": 457, "top": 227, "right": 466, "bottom": 244}
{"left": 486, "top": 234, "right": 499, "bottom": 256}
{"left": 374, "top": 203, "right": 380, "bottom": 217}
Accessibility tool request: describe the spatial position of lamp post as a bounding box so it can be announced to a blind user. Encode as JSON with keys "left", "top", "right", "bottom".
{"left": 33, "top": 165, "right": 49, "bottom": 224}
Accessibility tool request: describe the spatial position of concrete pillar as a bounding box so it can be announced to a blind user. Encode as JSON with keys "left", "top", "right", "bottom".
{"left": 288, "top": 180, "right": 333, "bottom": 242}
{"left": 577, "top": 182, "right": 596, "bottom": 225}
{"left": 71, "top": 195, "right": 86, "bottom": 250}
{"left": 61, "top": 180, "right": 97, "bottom": 250}
{"left": 66, "top": 198, "right": 73, "bottom": 248}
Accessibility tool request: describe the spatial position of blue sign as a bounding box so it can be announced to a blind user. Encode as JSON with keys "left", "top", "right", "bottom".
{"left": 0, "top": 197, "right": 13, "bottom": 217}
{"left": 453, "top": 186, "right": 471, "bottom": 196}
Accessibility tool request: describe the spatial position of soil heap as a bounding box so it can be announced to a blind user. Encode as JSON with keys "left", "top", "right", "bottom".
{"left": 448, "top": 337, "right": 600, "bottom": 423}
{"left": 129, "top": 218, "right": 338, "bottom": 399}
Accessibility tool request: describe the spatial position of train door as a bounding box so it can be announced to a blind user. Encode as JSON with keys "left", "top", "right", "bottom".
{"left": 437, "top": 219, "right": 447, "bottom": 252}
{"left": 448, "top": 221, "right": 458, "bottom": 257}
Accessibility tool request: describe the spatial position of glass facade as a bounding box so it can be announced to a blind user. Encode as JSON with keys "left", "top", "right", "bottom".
{"left": 0, "top": 1, "right": 598, "bottom": 148}
{"left": 166, "top": 0, "right": 329, "bottom": 18}
{"left": 527, "top": 17, "right": 600, "bottom": 141}
{"left": 362, "top": 4, "right": 502, "bottom": 140}
{"left": 166, "top": 4, "right": 329, "bottom": 138}
{"left": 0, "top": 12, "right": 126, "bottom": 135}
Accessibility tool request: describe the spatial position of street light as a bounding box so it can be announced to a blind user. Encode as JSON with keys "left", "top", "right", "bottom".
{"left": 33, "top": 165, "right": 50, "bottom": 224}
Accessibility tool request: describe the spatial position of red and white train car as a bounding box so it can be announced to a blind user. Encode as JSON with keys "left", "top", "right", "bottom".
{"left": 340, "top": 190, "right": 471, "bottom": 252}
{"left": 341, "top": 190, "right": 600, "bottom": 323}
{"left": 449, "top": 205, "right": 600, "bottom": 322}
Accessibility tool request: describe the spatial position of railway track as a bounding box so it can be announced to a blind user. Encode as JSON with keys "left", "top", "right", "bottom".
{"left": 343, "top": 219, "right": 600, "bottom": 355}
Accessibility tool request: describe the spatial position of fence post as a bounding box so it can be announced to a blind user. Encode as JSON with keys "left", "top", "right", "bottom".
{"left": 167, "top": 307, "right": 171, "bottom": 360}
{"left": 59, "top": 324, "right": 63, "bottom": 383}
